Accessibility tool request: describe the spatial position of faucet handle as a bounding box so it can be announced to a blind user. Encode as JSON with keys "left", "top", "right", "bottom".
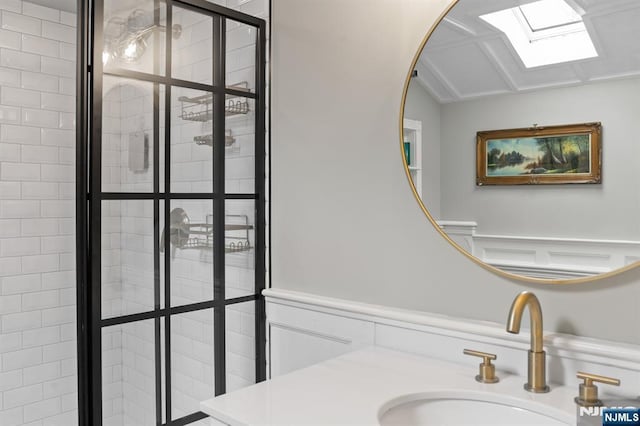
{"left": 575, "top": 371, "right": 621, "bottom": 407}
{"left": 463, "top": 349, "right": 499, "bottom": 383}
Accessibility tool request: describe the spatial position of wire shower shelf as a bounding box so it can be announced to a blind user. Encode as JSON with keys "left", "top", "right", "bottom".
{"left": 193, "top": 130, "right": 236, "bottom": 147}
{"left": 178, "top": 82, "right": 251, "bottom": 122}
{"left": 161, "top": 209, "right": 253, "bottom": 254}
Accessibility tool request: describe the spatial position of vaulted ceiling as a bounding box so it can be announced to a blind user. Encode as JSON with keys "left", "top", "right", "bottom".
{"left": 416, "top": 0, "right": 640, "bottom": 103}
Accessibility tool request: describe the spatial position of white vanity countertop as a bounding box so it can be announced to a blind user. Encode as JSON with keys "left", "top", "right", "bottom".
{"left": 200, "top": 346, "right": 579, "bottom": 425}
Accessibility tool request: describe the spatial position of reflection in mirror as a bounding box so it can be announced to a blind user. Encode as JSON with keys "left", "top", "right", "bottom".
{"left": 403, "top": 0, "right": 640, "bottom": 282}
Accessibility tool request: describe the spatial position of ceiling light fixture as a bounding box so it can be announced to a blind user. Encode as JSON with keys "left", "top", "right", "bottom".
{"left": 103, "top": 9, "right": 182, "bottom": 65}
{"left": 480, "top": 0, "right": 598, "bottom": 68}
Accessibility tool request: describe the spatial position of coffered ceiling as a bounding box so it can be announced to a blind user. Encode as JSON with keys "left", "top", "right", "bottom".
{"left": 415, "top": 0, "right": 640, "bottom": 103}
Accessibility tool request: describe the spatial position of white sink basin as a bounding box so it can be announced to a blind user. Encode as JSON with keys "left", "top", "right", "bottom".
{"left": 378, "top": 391, "right": 573, "bottom": 426}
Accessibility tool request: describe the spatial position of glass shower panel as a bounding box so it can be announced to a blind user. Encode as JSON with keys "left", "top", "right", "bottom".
{"left": 170, "top": 308, "right": 215, "bottom": 420}
{"left": 101, "top": 200, "right": 156, "bottom": 319}
{"left": 167, "top": 200, "right": 214, "bottom": 307}
{"left": 103, "top": 0, "right": 166, "bottom": 75}
{"left": 172, "top": 6, "right": 213, "bottom": 85}
{"left": 89, "top": 1, "right": 265, "bottom": 423}
{"left": 102, "top": 76, "right": 159, "bottom": 193}
{"left": 102, "top": 320, "right": 157, "bottom": 426}
{"left": 226, "top": 301, "right": 256, "bottom": 392}
{"left": 171, "top": 86, "right": 214, "bottom": 193}
{"left": 225, "top": 95, "right": 255, "bottom": 194}
{"left": 225, "top": 18, "right": 257, "bottom": 196}
{"left": 225, "top": 200, "right": 255, "bottom": 299}
{"left": 225, "top": 19, "right": 256, "bottom": 92}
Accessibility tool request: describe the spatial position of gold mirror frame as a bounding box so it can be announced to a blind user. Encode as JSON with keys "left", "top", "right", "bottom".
{"left": 399, "top": 0, "right": 640, "bottom": 285}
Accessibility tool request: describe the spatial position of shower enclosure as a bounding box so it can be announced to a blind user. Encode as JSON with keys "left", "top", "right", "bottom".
{"left": 76, "top": 1, "right": 266, "bottom": 424}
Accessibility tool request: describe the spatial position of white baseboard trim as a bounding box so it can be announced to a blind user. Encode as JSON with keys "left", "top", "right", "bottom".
{"left": 264, "top": 288, "right": 640, "bottom": 397}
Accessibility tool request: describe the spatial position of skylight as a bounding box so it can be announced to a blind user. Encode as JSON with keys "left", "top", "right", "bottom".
{"left": 480, "top": 0, "right": 598, "bottom": 68}
{"left": 519, "top": 0, "right": 581, "bottom": 31}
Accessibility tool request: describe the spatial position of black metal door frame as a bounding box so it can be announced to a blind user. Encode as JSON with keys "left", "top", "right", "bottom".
{"left": 76, "top": 1, "right": 267, "bottom": 424}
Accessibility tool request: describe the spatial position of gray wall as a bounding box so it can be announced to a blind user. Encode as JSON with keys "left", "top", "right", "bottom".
{"left": 404, "top": 80, "right": 441, "bottom": 219}
{"left": 440, "top": 78, "right": 640, "bottom": 239}
{"left": 271, "top": 0, "right": 640, "bottom": 345}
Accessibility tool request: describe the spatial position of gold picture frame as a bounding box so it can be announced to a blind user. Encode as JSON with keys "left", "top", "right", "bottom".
{"left": 476, "top": 122, "right": 602, "bottom": 186}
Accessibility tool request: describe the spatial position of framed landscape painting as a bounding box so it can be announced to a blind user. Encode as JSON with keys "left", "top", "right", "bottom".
{"left": 476, "top": 122, "right": 602, "bottom": 186}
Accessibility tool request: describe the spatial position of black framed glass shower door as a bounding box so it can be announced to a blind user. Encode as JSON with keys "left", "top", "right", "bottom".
{"left": 77, "top": 1, "right": 266, "bottom": 424}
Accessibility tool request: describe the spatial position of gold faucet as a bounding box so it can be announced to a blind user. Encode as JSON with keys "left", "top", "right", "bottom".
{"left": 506, "top": 291, "right": 550, "bottom": 393}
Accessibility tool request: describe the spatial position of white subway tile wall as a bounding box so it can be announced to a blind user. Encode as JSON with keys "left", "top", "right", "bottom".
{"left": 0, "top": 2, "right": 77, "bottom": 426}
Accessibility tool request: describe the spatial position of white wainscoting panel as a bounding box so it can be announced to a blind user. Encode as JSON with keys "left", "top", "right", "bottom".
{"left": 265, "top": 289, "right": 640, "bottom": 399}
{"left": 437, "top": 221, "right": 640, "bottom": 279}
{"left": 437, "top": 220, "right": 477, "bottom": 253}
{"left": 267, "top": 302, "right": 374, "bottom": 377}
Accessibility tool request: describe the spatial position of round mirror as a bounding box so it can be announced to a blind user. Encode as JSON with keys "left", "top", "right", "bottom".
{"left": 402, "top": 0, "right": 640, "bottom": 283}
